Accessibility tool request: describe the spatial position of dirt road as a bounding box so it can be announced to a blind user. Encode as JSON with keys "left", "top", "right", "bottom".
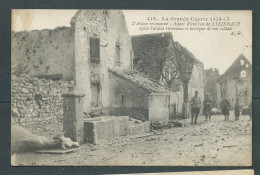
{"left": 14, "top": 114, "right": 252, "bottom": 166}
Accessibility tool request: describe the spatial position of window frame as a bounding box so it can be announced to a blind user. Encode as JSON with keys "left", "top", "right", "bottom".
{"left": 240, "top": 70, "right": 247, "bottom": 78}
{"left": 90, "top": 38, "right": 100, "bottom": 64}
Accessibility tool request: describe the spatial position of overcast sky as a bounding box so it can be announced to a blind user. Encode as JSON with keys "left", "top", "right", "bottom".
{"left": 12, "top": 10, "right": 252, "bottom": 74}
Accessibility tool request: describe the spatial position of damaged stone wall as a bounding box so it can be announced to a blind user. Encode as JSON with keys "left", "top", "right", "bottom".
{"left": 11, "top": 74, "right": 74, "bottom": 125}
{"left": 11, "top": 27, "right": 75, "bottom": 81}
{"left": 132, "top": 32, "right": 175, "bottom": 82}
{"left": 72, "top": 10, "right": 133, "bottom": 112}
{"left": 174, "top": 42, "right": 194, "bottom": 84}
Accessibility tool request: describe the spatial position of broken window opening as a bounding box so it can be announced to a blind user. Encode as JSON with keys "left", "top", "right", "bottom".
{"left": 90, "top": 38, "right": 100, "bottom": 64}
{"left": 240, "top": 59, "right": 245, "bottom": 65}
{"left": 240, "top": 70, "right": 247, "bottom": 78}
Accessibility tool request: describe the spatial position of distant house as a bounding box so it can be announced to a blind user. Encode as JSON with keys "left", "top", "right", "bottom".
{"left": 132, "top": 32, "right": 205, "bottom": 118}
{"left": 216, "top": 54, "right": 252, "bottom": 109}
{"left": 205, "top": 68, "right": 220, "bottom": 108}
{"left": 11, "top": 10, "right": 170, "bottom": 123}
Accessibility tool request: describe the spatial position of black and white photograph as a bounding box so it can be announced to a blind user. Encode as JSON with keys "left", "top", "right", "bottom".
{"left": 11, "top": 10, "right": 252, "bottom": 166}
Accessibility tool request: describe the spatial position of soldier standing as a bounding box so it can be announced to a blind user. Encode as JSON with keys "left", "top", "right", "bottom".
{"left": 220, "top": 97, "right": 231, "bottom": 121}
{"left": 190, "top": 91, "right": 201, "bottom": 124}
{"left": 203, "top": 94, "right": 212, "bottom": 121}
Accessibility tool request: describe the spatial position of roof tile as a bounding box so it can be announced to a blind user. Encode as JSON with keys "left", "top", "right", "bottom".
{"left": 109, "top": 68, "right": 171, "bottom": 93}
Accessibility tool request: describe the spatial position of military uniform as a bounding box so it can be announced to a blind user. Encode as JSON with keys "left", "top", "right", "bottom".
{"left": 190, "top": 95, "right": 201, "bottom": 124}
{"left": 220, "top": 98, "right": 230, "bottom": 121}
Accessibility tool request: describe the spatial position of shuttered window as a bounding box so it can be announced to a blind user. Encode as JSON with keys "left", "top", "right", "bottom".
{"left": 90, "top": 38, "right": 100, "bottom": 64}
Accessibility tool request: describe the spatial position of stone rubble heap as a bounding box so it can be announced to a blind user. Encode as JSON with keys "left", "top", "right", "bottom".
{"left": 11, "top": 74, "right": 74, "bottom": 125}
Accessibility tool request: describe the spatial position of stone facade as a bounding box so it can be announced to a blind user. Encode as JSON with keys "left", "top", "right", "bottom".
{"left": 11, "top": 74, "right": 73, "bottom": 125}
{"left": 71, "top": 10, "right": 133, "bottom": 113}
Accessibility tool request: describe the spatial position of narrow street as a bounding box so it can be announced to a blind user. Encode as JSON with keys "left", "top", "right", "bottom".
{"left": 15, "top": 113, "right": 252, "bottom": 166}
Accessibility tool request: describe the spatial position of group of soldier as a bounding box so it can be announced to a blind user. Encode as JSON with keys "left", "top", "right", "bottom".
{"left": 190, "top": 91, "right": 252, "bottom": 125}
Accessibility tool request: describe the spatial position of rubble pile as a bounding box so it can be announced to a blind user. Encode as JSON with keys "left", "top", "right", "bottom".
{"left": 11, "top": 74, "right": 73, "bottom": 125}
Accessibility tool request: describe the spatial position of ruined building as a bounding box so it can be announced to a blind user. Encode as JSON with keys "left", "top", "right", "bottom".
{"left": 11, "top": 10, "right": 170, "bottom": 124}
{"left": 131, "top": 32, "right": 205, "bottom": 119}
{"left": 216, "top": 54, "right": 252, "bottom": 109}
{"left": 174, "top": 41, "right": 205, "bottom": 118}
{"left": 204, "top": 68, "right": 220, "bottom": 108}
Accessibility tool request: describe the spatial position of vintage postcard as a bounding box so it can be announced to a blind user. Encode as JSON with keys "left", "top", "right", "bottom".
{"left": 11, "top": 10, "right": 252, "bottom": 166}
